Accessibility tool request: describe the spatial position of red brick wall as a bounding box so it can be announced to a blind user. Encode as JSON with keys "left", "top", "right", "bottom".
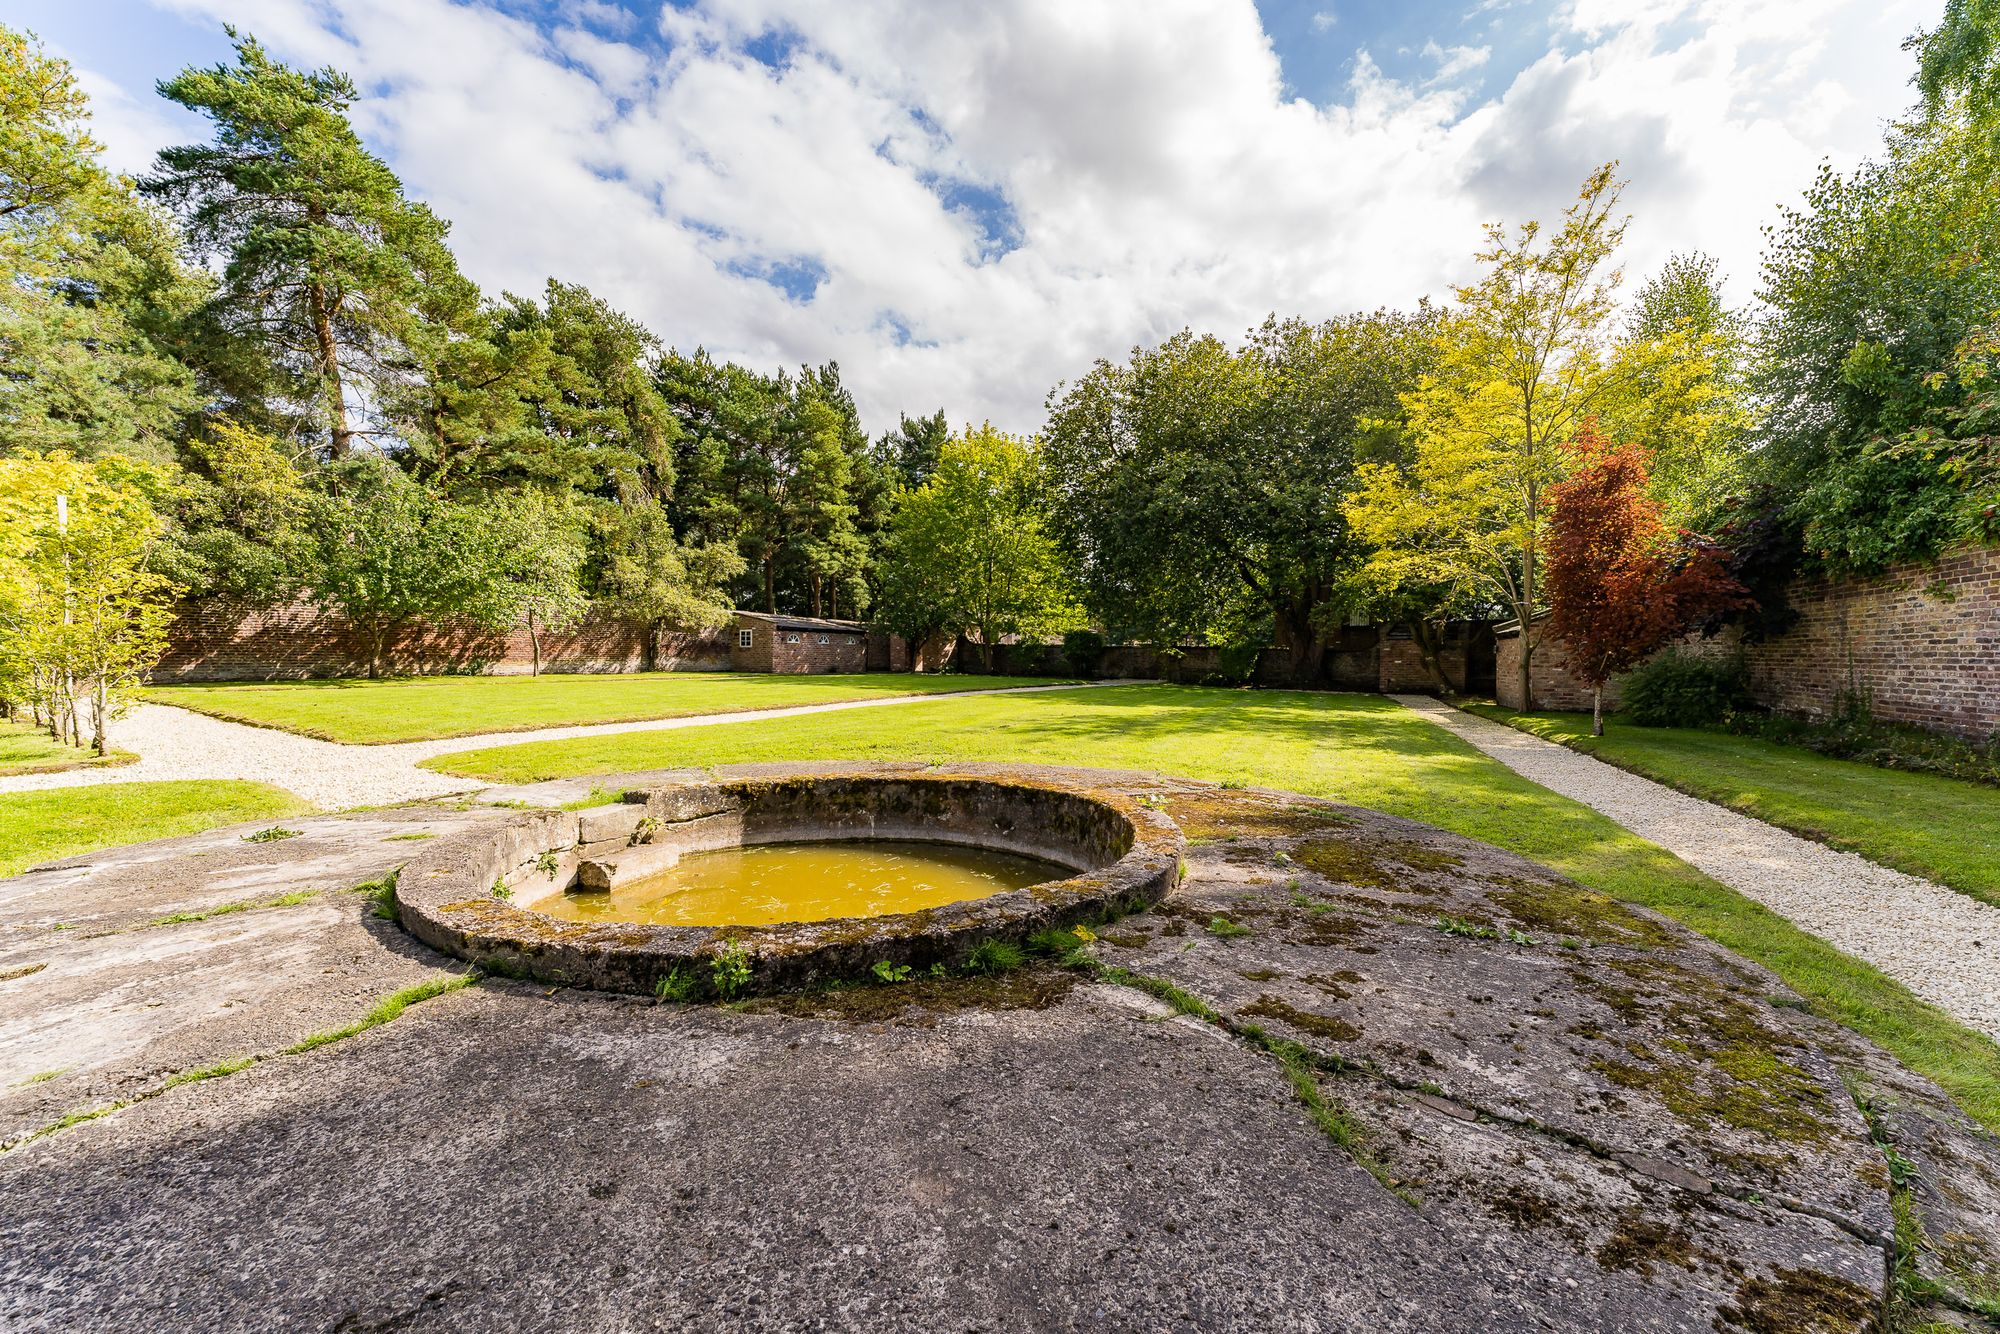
{"left": 1727, "top": 546, "right": 1999, "bottom": 735}
{"left": 1494, "top": 627, "right": 1622, "bottom": 712}
{"left": 1496, "top": 546, "right": 2000, "bottom": 736}
{"left": 153, "top": 599, "right": 730, "bottom": 682}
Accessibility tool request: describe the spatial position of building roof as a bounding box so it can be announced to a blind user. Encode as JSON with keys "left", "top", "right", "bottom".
{"left": 733, "top": 612, "right": 869, "bottom": 635}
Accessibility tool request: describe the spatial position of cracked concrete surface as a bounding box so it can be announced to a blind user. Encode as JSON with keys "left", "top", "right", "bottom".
{"left": 1, "top": 770, "right": 1993, "bottom": 1330}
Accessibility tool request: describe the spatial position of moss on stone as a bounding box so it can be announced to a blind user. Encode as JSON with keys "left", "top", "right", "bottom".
{"left": 1593, "top": 1211, "right": 1699, "bottom": 1277}
{"left": 1292, "top": 836, "right": 1463, "bottom": 891}
{"left": 1161, "top": 791, "right": 1351, "bottom": 841}
{"left": 1241, "top": 994, "right": 1363, "bottom": 1044}
{"left": 1487, "top": 875, "right": 1681, "bottom": 951}
{"left": 1713, "top": 1266, "right": 1879, "bottom": 1333}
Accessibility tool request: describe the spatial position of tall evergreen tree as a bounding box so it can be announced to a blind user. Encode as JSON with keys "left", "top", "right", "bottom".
{"left": 145, "top": 29, "right": 474, "bottom": 458}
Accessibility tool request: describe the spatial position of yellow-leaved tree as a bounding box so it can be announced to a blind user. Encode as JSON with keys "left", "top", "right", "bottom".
{"left": 1348, "top": 164, "right": 1634, "bottom": 709}
{"left": 0, "top": 451, "right": 181, "bottom": 753}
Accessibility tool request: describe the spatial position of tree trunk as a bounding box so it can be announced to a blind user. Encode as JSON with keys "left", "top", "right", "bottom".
{"left": 528, "top": 609, "right": 542, "bottom": 678}
{"left": 1274, "top": 605, "right": 1323, "bottom": 686}
{"left": 307, "top": 282, "right": 353, "bottom": 460}
{"left": 809, "top": 574, "right": 823, "bottom": 618}
{"left": 1592, "top": 686, "right": 1605, "bottom": 737}
{"left": 91, "top": 673, "right": 108, "bottom": 756}
{"left": 1412, "top": 619, "right": 1454, "bottom": 694}
{"left": 641, "top": 620, "right": 660, "bottom": 672}
{"left": 1519, "top": 483, "right": 1537, "bottom": 711}
{"left": 763, "top": 557, "right": 777, "bottom": 614}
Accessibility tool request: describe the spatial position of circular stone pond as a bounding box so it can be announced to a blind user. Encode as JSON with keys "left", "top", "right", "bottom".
{"left": 393, "top": 766, "right": 1182, "bottom": 998}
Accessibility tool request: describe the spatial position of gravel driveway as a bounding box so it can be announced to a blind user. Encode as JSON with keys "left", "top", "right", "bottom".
{"left": 1396, "top": 694, "right": 2000, "bottom": 1041}
{"left": 0, "top": 682, "right": 1143, "bottom": 810}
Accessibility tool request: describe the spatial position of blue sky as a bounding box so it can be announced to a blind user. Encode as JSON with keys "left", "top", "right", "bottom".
{"left": 25, "top": 0, "right": 1937, "bottom": 430}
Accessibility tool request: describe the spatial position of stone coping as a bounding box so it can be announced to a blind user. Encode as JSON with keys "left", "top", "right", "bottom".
{"left": 393, "top": 764, "right": 1183, "bottom": 998}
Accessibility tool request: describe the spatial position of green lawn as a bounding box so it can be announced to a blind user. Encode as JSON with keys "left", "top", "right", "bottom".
{"left": 425, "top": 685, "right": 2000, "bottom": 1130}
{"left": 144, "top": 673, "right": 1076, "bottom": 744}
{"left": 0, "top": 780, "right": 312, "bottom": 878}
{"left": 0, "top": 721, "right": 133, "bottom": 777}
{"left": 1466, "top": 705, "right": 2000, "bottom": 910}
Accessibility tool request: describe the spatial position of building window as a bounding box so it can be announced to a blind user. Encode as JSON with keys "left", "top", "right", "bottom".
{"left": 817, "top": 634, "right": 829, "bottom": 645}
{"left": 785, "top": 634, "right": 799, "bottom": 644}
{"left": 738, "top": 628, "right": 753, "bottom": 649}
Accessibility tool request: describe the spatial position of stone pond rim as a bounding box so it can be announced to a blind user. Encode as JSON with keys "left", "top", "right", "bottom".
{"left": 391, "top": 765, "right": 1184, "bottom": 997}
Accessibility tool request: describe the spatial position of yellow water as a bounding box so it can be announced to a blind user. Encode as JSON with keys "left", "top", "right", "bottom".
{"left": 534, "top": 840, "right": 1070, "bottom": 927}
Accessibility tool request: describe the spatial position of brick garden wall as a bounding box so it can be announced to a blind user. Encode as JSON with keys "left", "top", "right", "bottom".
{"left": 153, "top": 599, "right": 730, "bottom": 682}
{"left": 1500, "top": 546, "right": 2000, "bottom": 736}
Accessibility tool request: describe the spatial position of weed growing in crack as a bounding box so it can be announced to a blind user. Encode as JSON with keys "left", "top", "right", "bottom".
{"left": 242, "top": 826, "right": 301, "bottom": 844}
{"left": 358, "top": 872, "right": 399, "bottom": 920}
{"left": 710, "top": 944, "right": 752, "bottom": 999}
{"left": 967, "top": 939, "right": 1025, "bottom": 975}
{"left": 1432, "top": 915, "right": 1499, "bottom": 941}
{"left": 655, "top": 967, "right": 697, "bottom": 1002}
{"left": 534, "top": 850, "right": 561, "bottom": 877}
{"left": 1207, "top": 916, "right": 1252, "bottom": 939}
{"left": 871, "top": 961, "right": 913, "bottom": 984}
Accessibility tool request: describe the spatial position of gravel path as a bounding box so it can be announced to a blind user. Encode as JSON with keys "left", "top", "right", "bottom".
{"left": 1394, "top": 695, "right": 2000, "bottom": 1041}
{"left": 0, "top": 682, "right": 1146, "bottom": 811}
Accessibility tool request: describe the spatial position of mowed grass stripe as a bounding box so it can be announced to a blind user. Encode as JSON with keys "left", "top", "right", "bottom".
{"left": 144, "top": 672, "right": 1079, "bottom": 745}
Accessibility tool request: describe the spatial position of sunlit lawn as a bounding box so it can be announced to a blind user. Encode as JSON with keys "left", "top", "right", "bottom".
{"left": 1467, "top": 705, "right": 2000, "bottom": 910}
{"left": 426, "top": 684, "right": 2000, "bottom": 1130}
{"left": 0, "top": 721, "right": 132, "bottom": 777}
{"left": 0, "top": 780, "right": 311, "bottom": 878}
{"left": 144, "top": 672, "right": 1075, "bottom": 745}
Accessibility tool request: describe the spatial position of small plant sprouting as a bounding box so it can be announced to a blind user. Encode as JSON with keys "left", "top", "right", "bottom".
{"left": 491, "top": 879, "right": 512, "bottom": 900}
{"left": 359, "top": 872, "right": 399, "bottom": 920}
{"left": 534, "top": 850, "right": 561, "bottom": 877}
{"left": 710, "top": 943, "right": 752, "bottom": 999}
{"left": 1207, "top": 916, "right": 1252, "bottom": 939}
{"left": 655, "top": 967, "right": 697, "bottom": 1002}
{"left": 1432, "top": 915, "right": 1498, "bottom": 941}
{"left": 1027, "top": 925, "right": 1094, "bottom": 965}
{"left": 1271, "top": 851, "right": 1292, "bottom": 866}
{"left": 630, "top": 816, "right": 659, "bottom": 846}
{"left": 1503, "top": 927, "right": 1536, "bottom": 947}
{"left": 1557, "top": 936, "right": 1584, "bottom": 950}
{"left": 871, "top": 961, "right": 912, "bottom": 985}
{"left": 243, "top": 826, "right": 301, "bottom": 844}
{"left": 967, "top": 938, "right": 1026, "bottom": 975}
{"left": 927, "top": 962, "right": 947, "bottom": 978}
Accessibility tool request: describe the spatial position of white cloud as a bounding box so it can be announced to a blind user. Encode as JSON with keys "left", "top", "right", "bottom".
{"left": 1311, "top": 11, "right": 1339, "bottom": 33}
{"left": 103, "top": 0, "right": 1931, "bottom": 432}
{"left": 1422, "top": 40, "right": 1492, "bottom": 83}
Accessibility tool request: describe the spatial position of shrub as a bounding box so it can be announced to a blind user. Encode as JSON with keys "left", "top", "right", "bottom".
{"left": 1620, "top": 652, "right": 1748, "bottom": 728}
{"left": 1061, "top": 629, "right": 1105, "bottom": 679}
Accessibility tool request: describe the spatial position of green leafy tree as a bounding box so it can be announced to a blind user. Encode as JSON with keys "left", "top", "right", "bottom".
{"left": 299, "top": 460, "right": 506, "bottom": 677}
{"left": 878, "top": 425, "right": 1081, "bottom": 669}
{"left": 1042, "top": 311, "right": 1433, "bottom": 679}
{"left": 591, "top": 503, "right": 743, "bottom": 667}
{"left": 480, "top": 490, "right": 589, "bottom": 677}
{"left": 0, "top": 451, "right": 180, "bottom": 752}
{"left": 0, "top": 27, "right": 203, "bottom": 460}
{"left": 146, "top": 29, "right": 475, "bottom": 458}
{"left": 1349, "top": 165, "right": 1632, "bottom": 708}
{"left": 874, "top": 409, "right": 950, "bottom": 487}
{"left": 1749, "top": 112, "right": 2000, "bottom": 571}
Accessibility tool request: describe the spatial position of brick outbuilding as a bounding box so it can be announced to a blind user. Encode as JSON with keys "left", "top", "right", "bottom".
{"left": 729, "top": 613, "right": 871, "bottom": 674}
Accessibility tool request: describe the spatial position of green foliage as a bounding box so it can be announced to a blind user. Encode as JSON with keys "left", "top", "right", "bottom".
{"left": 1044, "top": 312, "right": 1435, "bottom": 679}
{"left": 0, "top": 27, "right": 204, "bottom": 462}
{"left": 876, "top": 424, "right": 1082, "bottom": 663}
{"left": 1205, "top": 915, "right": 1252, "bottom": 938}
{"left": 709, "top": 942, "right": 752, "bottom": 998}
{"left": 1750, "top": 113, "right": 2000, "bottom": 572}
{"left": 869, "top": 960, "right": 912, "bottom": 984}
{"left": 1059, "top": 629, "right": 1106, "bottom": 679}
{"left": 0, "top": 451, "right": 181, "bottom": 752}
{"left": 965, "top": 938, "right": 1025, "bottom": 975}
{"left": 654, "top": 966, "right": 698, "bottom": 1002}
{"left": 1351, "top": 166, "right": 1633, "bottom": 708}
{"left": 358, "top": 871, "right": 399, "bottom": 921}
{"left": 241, "top": 826, "right": 300, "bottom": 843}
{"left": 1620, "top": 652, "right": 1749, "bottom": 729}
{"left": 146, "top": 28, "right": 475, "bottom": 458}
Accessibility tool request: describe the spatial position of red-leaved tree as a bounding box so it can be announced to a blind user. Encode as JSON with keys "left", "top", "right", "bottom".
{"left": 1544, "top": 426, "right": 1751, "bottom": 735}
